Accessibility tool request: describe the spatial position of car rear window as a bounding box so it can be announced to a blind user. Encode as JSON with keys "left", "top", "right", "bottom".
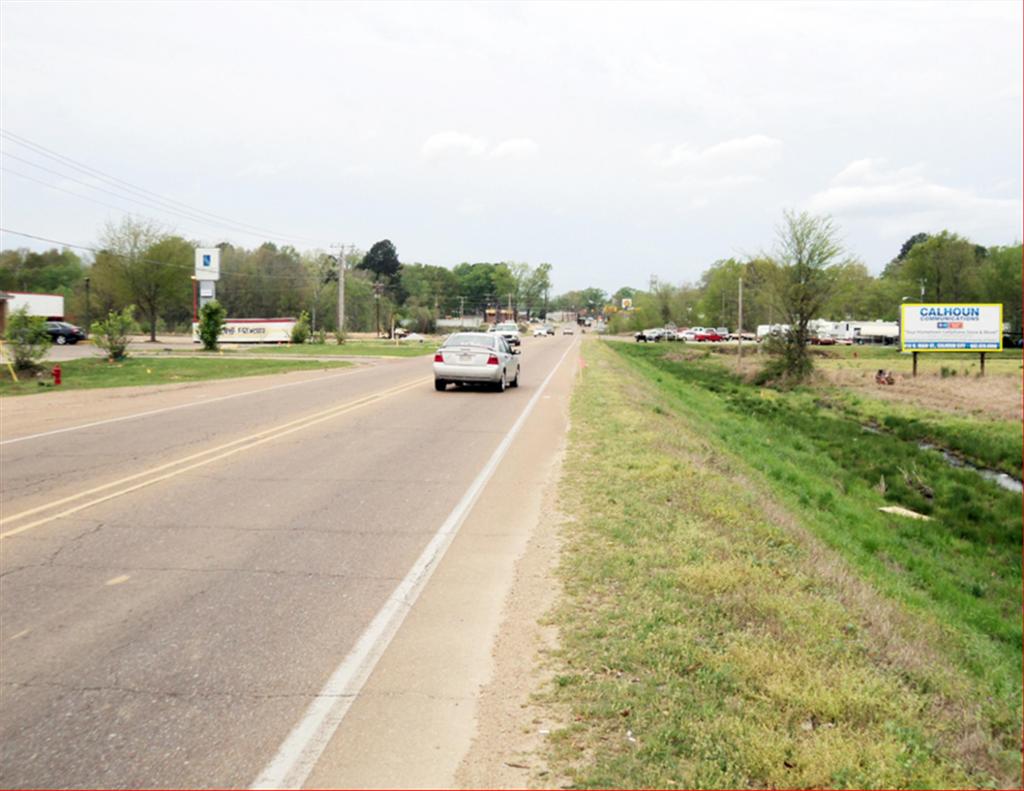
{"left": 443, "top": 333, "right": 494, "bottom": 348}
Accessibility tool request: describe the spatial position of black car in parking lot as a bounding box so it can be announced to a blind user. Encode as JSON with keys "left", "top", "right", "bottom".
{"left": 45, "top": 321, "right": 87, "bottom": 345}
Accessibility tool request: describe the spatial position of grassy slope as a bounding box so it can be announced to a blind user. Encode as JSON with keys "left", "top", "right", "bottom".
{"left": 0, "top": 357, "right": 351, "bottom": 396}
{"left": 544, "top": 341, "right": 1020, "bottom": 789}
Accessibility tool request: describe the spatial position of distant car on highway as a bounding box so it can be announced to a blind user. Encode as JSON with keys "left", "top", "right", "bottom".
{"left": 562, "top": 325, "right": 574, "bottom": 335}
{"left": 532, "top": 326, "right": 549, "bottom": 337}
{"left": 45, "top": 321, "right": 86, "bottom": 345}
{"left": 433, "top": 332, "right": 520, "bottom": 392}
{"left": 490, "top": 321, "right": 522, "bottom": 348}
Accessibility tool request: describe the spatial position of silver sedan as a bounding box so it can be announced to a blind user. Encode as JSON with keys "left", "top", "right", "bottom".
{"left": 433, "top": 332, "right": 521, "bottom": 392}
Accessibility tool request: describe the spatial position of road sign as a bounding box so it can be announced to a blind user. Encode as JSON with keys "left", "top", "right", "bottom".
{"left": 195, "top": 248, "right": 221, "bottom": 281}
{"left": 901, "top": 303, "right": 1003, "bottom": 351}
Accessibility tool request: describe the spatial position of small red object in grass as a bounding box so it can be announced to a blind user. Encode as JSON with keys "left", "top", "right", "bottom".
{"left": 51, "top": 364, "right": 62, "bottom": 386}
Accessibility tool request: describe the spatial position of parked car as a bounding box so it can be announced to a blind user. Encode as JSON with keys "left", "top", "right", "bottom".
{"left": 45, "top": 321, "right": 86, "bottom": 345}
{"left": 433, "top": 332, "right": 520, "bottom": 392}
{"left": 694, "top": 330, "right": 725, "bottom": 342}
{"left": 634, "top": 328, "right": 664, "bottom": 342}
{"left": 809, "top": 336, "right": 837, "bottom": 345}
{"left": 489, "top": 321, "right": 522, "bottom": 348}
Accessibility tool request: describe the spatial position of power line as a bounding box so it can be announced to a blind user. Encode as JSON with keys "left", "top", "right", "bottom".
{"left": 2, "top": 155, "right": 316, "bottom": 242}
{"left": 0, "top": 128, "right": 330, "bottom": 247}
{"left": 0, "top": 227, "right": 325, "bottom": 283}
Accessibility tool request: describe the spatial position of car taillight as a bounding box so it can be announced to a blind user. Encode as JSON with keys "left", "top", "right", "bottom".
{"left": 486, "top": 354, "right": 499, "bottom": 365}
{"left": 434, "top": 352, "right": 444, "bottom": 362}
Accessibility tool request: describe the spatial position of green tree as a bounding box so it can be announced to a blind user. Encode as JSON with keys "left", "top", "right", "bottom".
{"left": 978, "top": 244, "right": 1023, "bottom": 337}
{"left": 197, "top": 299, "right": 227, "bottom": 351}
{"left": 901, "top": 231, "right": 982, "bottom": 302}
{"left": 91, "top": 306, "right": 138, "bottom": 361}
{"left": 765, "top": 211, "right": 846, "bottom": 382}
{"left": 358, "top": 239, "right": 401, "bottom": 284}
{"left": 3, "top": 306, "right": 51, "bottom": 371}
{"left": 98, "top": 218, "right": 191, "bottom": 341}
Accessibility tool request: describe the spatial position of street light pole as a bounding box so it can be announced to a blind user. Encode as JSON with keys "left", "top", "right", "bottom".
{"left": 84, "top": 277, "right": 91, "bottom": 336}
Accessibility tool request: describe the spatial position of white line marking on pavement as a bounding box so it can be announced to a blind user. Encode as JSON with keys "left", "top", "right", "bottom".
{"left": 250, "top": 339, "right": 578, "bottom": 790}
{"left": 0, "top": 366, "right": 371, "bottom": 446}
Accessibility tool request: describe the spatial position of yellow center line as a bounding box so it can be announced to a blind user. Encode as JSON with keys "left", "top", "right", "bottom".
{"left": 1, "top": 377, "right": 430, "bottom": 540}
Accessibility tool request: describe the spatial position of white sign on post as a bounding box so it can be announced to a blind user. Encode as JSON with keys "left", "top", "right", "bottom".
{"left": 195, "top": 248, "right": 221, "bottom": 281}
{"left": 901, "top": 303, "right": 1003, "bottom": 351}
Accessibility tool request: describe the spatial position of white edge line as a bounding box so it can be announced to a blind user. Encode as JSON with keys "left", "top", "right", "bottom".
{"left": 0, "top": 366, "right": 371, "bottom": 446}
{"left": 250, "top": 339, "right": 578, "bottom": 790}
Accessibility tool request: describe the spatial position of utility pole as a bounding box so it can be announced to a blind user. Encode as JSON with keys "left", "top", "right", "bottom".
{"left": 84, "top": 277, "right": 91, "bottom": 336}
{"left": 334, "top": 244, "right": 346, "bottom": 342}
{"left": 373, "top": 281, "right": 384, "bottom": 337}
{"left": 737, "top": 276, "right": 743, "bottom": 370}
{"left": 507, "top": 293, "right": 513, "bottom": 321}
{"left": 459, "top": 296, "right": 465, "bottom": 328}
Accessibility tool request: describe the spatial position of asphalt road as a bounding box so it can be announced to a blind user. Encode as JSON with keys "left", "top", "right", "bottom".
{"left": 0, "top": 334, "right": 579, "bottom": 788}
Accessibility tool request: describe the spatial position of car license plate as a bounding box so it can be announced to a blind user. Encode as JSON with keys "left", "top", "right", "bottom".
{"left": 460, "top": 353, "right": 471, "bottom": 361}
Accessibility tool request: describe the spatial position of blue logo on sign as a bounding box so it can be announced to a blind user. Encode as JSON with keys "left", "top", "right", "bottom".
{"left": 203, "top": 255, "right": 211, "bottom": 267}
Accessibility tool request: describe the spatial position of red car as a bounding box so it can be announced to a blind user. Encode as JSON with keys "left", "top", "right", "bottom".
{"left": 694, "top": 330, "right": 724, "bottom": 342}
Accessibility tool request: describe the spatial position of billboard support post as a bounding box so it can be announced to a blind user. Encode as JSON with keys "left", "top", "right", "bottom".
{"left": 912, "top": 352, "right": 918, "bottom": 377}
{"left": 980, "top": 352, "right": 986, "bottom": 376}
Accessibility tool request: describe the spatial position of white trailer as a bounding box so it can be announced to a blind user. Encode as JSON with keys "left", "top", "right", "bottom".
{"left": 6, "top": 291, "right": 65, "bottom": 319}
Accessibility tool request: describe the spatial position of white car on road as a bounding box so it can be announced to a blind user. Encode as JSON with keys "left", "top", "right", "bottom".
{"left": 433, "top": 332, "right": 521, "bottom": 392}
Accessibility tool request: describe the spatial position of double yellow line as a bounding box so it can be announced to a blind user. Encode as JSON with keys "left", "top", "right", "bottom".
{"left": 1, "top": 377, "right": 429, "bottom": 540}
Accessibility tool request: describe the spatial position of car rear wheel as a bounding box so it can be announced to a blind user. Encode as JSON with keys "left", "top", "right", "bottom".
{"left": 434, "top": 379, "right": 447, "bottom": 391}
{"left": 510, "top": 367, "right": 519, "bottom": 387}
{"left": 495, "top": 372, "right": 507, "bottom": 393}
{"left": 55, "top": 335, "right": 67, "bottom": 345}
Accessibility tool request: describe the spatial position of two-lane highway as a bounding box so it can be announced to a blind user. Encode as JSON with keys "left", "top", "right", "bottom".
{"left": 0, "top": 335, "right": 579, "bottom": 788}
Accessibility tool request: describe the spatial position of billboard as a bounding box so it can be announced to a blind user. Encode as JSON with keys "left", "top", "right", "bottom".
{"left": 192, "top": 318, "right": 296, "bottom": 344}
{"left": 195, "top": 248, "right": 221, "bottom": 281}
{"left": 900, "top": 304, "right": 1003, "bottom": 351}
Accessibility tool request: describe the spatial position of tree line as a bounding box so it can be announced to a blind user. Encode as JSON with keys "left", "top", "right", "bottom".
{"left": 563, "top": 228, "right": 1021, "bottom": 342}
{"left": 0, "top": 219, "right": 554, "bottom": 338}
{"left": 1, "top": 216, "right": 1019, "bottom": 348}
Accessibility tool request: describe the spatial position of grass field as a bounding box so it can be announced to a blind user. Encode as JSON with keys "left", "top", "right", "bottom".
{"left": 0, "top": 356, "right": 351, "bottom": 396}
{"left": 543, "top": 340, "right": 1020, "bottom": 788}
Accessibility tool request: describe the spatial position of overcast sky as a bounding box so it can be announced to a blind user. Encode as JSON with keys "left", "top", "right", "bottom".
{"left": 2, "top": 0, "right": 1020, "bottom": 293}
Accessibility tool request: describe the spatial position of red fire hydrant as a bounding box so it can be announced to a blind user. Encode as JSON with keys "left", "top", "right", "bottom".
{"left": 51, "top": 364, "right": 62, "bottom": 386}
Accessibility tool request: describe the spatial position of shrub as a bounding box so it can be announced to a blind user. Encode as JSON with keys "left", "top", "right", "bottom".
{"left": 334, "top": 329, "right": 346, "bottom": 345}
{"left": 314, "top": 328, "right": 328, "bottom": 345}
{"left": 291, "top": 311, "right": 311, "bottom": 344}
{"left": 197, "top": 299, "right": 227, "bottom": 351}
{"left": 91, "top": 306, "right": 137, "bottom": 361}
{"left": 4, "top": 307, "right": 50, "bottom": 371}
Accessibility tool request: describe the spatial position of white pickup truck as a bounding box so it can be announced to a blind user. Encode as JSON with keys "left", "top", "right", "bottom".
{"left": 490, "top": 321, "right": 522, "bottom": 348}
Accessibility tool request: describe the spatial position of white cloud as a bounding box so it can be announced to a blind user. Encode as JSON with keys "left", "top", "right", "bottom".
{"left": 420, "top": 131, "right": 487, "bottom": 159}
{"left": 809, "top": 158, "right": 1020, "bottom": 219}
{"left": 488, "top": 137, "right": 539, "bottom": 160}
{"left": 656, "top": 134, "right": 783, "bottom": 174}
{"left": 807, "top": 159, "right": 1022, "bottom": 241}
{"left": 421, "top": 132, "right": 539, "bottom": 161}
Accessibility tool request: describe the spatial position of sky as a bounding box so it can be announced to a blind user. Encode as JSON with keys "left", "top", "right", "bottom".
{"left": 1, "top": 0, "right": 1020, "bottom": 294}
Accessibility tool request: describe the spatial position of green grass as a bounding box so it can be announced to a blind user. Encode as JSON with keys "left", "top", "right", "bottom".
{"left": 211, "top": 340, "right": 436, "bottom": 357}
{"left": 0, "top": 356, "right": 351, "bottom": 396}
{"left": 823, "top": 393, "right": 1022, "bottom": 477}
{"left": 542, "top": 341, "right": 1020, "bottom": 788}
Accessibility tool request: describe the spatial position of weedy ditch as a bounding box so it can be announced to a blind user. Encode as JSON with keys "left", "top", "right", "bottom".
{"left": 543, "top": 340, "right": 1021, "bottom": 788}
